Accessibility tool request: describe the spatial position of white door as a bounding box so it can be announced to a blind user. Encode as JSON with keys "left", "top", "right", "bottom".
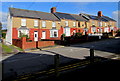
{"left": 34, "top": 31, "right": 38, "bottom": 41}
{"left": 64, "top": 27, "right": 70, "bottom": 36}
{"left": 41, "top": 31, "right": 46, "bottom": 39}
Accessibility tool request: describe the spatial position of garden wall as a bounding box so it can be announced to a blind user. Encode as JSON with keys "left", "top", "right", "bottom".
{"left": 12, "top": 37, "right": 55, "bottom": 49}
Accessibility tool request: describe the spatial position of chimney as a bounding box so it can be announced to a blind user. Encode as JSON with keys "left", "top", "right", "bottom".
{"left": 51, "top": 7, "right": 56, "bottom": 13}
{"left": 98, "top": 11, "right": 102, "bottom": 17}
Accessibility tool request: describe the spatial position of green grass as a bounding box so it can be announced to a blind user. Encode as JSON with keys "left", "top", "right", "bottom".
{"left": 1, "top": 43, "right": 23, "bottom": 54}
{"left": 11, "top": 45, "right": 23, "bottom": 51}
{"left": 2, "top": 44, "right": 13, "bottom": 53}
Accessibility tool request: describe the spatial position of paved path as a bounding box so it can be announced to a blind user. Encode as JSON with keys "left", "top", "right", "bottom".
{"left": 2, "top": 38, "right": 120, "bottom": 79}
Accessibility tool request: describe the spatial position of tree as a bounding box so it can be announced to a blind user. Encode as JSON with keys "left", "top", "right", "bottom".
{"left": 0, "top": 22, "right": 2, "bottom": 38}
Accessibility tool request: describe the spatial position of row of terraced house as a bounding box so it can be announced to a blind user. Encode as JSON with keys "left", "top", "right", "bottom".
{"left": 6, "top": 7, "right": 117, "bottom": 45}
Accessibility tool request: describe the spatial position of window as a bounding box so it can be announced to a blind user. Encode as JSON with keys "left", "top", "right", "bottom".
{"left": 98, "top": 22, "right": 102, "bottom": 27}
{"left": 50, "top": 29, "right": 58, "bottom": 37}
{"left": 65, "top": 21, "right": 68, "bottom": 26}
{"left": 52, "top": 22, "right": 56, "bottom": 27}
{"left": 21, "top": 19, "right": 26, "bottom": 26}
{"left": 64, "top": 27, "right": 70, "bottom": 36}
{"left": 110, "top": 27, "right": 114, "bottom": 31}
{"left": 100, "top": 22, "right": 102, "bottom": 27}
{"left": 92, "top": 21, "right": 95, "bottom": 25}
{"left": 105, "top": 23, "right": 107, "bottom": 26}
{"left": 42, "top": 21, "right": 46, "bottom": 27}
{"left": 91, "top": 27, "right": 96, "bottom": 33}
{"left": 110, "top": 22, "right": 112, "bottom": 25}
{"left": 34, "top": 20, "right": 38, "bottom": 27}
{"left": 18, "top": 30, "right": 29, "bottom": 38}
{"left": 104, "top": 27, "right": 109, "bottom": 32}
{"left": 73, "top": 22, "right": 76, "bottom": 27}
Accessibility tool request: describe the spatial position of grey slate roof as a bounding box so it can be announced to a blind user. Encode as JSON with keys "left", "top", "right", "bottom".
{"left": 54, "top": 12, "right": 88, "bottom": 21}
{"left": 9, "top": 8, "right": 60, "bottom": 21}
{"left": 80, "top": 13, "right": 116, "bottom": 22}
{"left": 18, "top": 26, "right": 29, "bottom": 30}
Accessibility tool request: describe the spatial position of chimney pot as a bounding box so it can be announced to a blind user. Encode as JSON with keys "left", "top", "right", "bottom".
{"left": 98, "top": 11, "right": 102, "bottom": 17}
{"left": 51, "top": 7, "right": 56, "bottom": 13}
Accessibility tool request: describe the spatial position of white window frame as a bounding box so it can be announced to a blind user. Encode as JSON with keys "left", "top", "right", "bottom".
{"left": 100, "top": 22, "right": 102, "bottom": 27}
{"left": 104, "top": 27, "right": 109, "bottom": 32}
{"left": 52, "top": 22, "right": 56, "bottom": 27}
{"left": 65, "top": 21, "right": 68, "bottom": 26}
{"left": 105, "top": 23, "right": 107, "bottom": 26}
{"left": 64, "top": 27, "right": 70, "bottom": 36}
{"left": 92, "top": 27, "right": 96, "bottom": 33}
{"left": 21, "top": 19, "right": 26, "bottom": 26}
{"left": 92, "top": 21, "right": 95, "bottom": 25}
{"left": 73, "top": 22, "right": 76, "bottom": 27}
{"left": 34, "top": 20, "right": 38, "bottom": 27}
{"left": 50, "top": 30, "right": 58, "bottom": 37}
{"left": 42, "top": 21, "right": 46, "bottom": 27}
{"left": 18, "top": 30, "right": 29, "bottom": 38}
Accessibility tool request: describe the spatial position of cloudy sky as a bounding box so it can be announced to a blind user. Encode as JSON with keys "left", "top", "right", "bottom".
{"left": 0, "top": 1, "right": 119, "bottom": 29}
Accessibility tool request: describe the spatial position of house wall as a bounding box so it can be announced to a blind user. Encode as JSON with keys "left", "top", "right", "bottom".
{"left": 11, "top": 16, "right": 117, "bottom": 41}
{"left": 5, "top": 13, "right": 13, "bottom": 45}
{"left": 12, "top": 17, "right": 62, "bottom": 40}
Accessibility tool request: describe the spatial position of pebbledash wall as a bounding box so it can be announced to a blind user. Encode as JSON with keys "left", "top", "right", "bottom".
{"left": 12, "top": 37, "right": 54, "bottom": 49}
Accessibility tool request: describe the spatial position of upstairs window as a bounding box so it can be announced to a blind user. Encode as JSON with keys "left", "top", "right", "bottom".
{"left": 100, "top": 22, "right": 102, "bottom": 27}
{"left": 105, "top": 23, "right": 107, "bottom": 26}
{"left": 34, "top": 20, "right": 38, "bottom": 27}
{"left": 65, "top": 21, "right": 68, "bottom": 26}
{"left": 73, "top": 22, "right": 76, "bottom": 27}
{"left": 21, "top": 19, "right": 26, "bottom": 26}
{"left": 99, "top": 22, "right": 102, "bottom": 27}
{"left": 42, "top": 21, "right": 46, "bottom": 27}
{"left": 52, "top": 22, "right": 56, "bottom": 27}
{"left": 92, "top": 21, "right": 95, "bottom": 25}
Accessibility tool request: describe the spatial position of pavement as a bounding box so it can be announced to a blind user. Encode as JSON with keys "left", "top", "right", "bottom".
{"left": 2, "top": 38, "right": 120, "bottom": 79}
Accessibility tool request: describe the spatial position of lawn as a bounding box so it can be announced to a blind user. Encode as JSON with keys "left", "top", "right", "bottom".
{"left": 2, "top": 44, "right": 13, "bottom": 53}
{"left": 1, "top": 43, "right": 23, "bottom": 54}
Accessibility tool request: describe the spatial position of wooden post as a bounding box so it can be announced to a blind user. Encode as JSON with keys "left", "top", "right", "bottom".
{"left": 90, "top": 48, "right": 94, "bottom": 63}
{"left": 54, "top": 54, "right": 60, "bottom": 77}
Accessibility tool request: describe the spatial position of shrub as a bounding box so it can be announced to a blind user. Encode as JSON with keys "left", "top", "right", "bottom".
{"left": 116, "top": 29, "right": 120, "bottom": 33}
{"left": 19, "top": 34, "right": 30, "bottom": 39}
{"left": 2, "top": 33, "right": 6, "bottom": 39}
{"left": 74, "top": 32, "right": 82, "bottom": 38}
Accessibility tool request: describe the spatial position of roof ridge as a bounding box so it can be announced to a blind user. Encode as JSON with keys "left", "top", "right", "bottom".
{"left": 56, "top": 12, "right": 79, "bottom": 15}
{"left": 80, "top": 13, "right": 97, "bottom": 16}
{"left": 9, "top": 8, "right": 51, "bottom": 14}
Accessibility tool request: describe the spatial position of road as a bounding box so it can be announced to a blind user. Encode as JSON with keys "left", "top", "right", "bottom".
{"left": 2, "top": 38, "right": 120, "bottom": 79}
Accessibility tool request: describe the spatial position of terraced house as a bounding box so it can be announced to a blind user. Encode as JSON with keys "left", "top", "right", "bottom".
{"left": 80, "top": 11, "right": 117, "bottom": 34}
{"left": 6, "top": 8, "right": 60, "bottom": 45}
{"left": 51, "top": 7, "right": 88, "bottom": 36}
{"left": 6, "top": 7, "right": 117, "bottom": 45}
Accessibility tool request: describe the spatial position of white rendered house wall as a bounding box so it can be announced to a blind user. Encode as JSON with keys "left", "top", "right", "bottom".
{"left": 5, "top": 13, "right": 12, "bottom": 45}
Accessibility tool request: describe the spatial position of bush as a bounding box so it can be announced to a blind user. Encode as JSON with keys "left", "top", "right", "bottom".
{"left": 19, "top": 34, "right": 30, "bottom": 39}
{"left": 74, "top": 32, "right": 82, "bottom": 38}
{"left": 116, "top": 29, "right": 120, "bottom": 33}
{"left": 2, "top": 33, "right": 6, "bottom": 39}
